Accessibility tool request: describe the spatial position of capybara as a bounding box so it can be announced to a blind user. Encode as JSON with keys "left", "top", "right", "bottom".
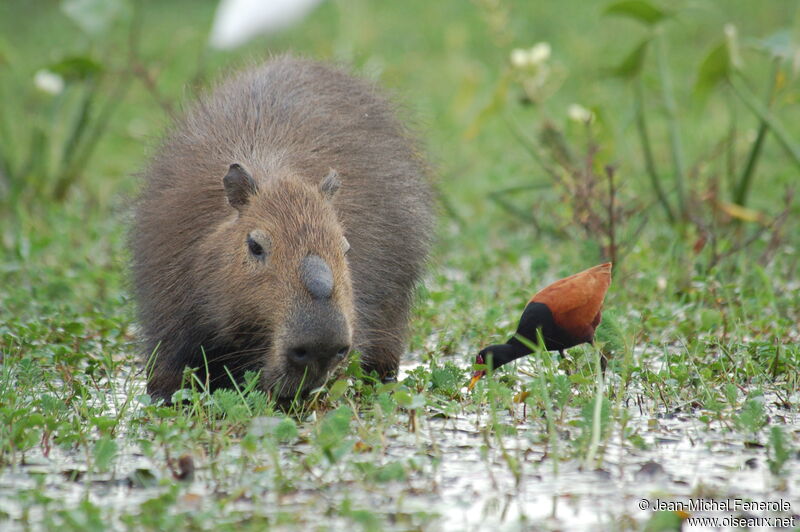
{"left": 131, "top": 56, "right": 434, "bottom": 401}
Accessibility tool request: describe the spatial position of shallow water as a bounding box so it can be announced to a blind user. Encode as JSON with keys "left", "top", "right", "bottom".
{"left": 426, "top": 397, "right": 799, "bottom": 531}
{"left": 0, "top": 363, "right": 797, "bottom": 531}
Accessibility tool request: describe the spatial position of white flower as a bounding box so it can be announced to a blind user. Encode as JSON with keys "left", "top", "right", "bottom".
{"left": 510, "top": 48, "right": 529, "bottom": 68}
{"left": 567, "top": 103, "right": 594, "bottom": 123}
{"left": 510, "top": 42, "right": 551, "bottom": 69}
{"left": 34, "top": 69, "right": 64, "bottom": 95}
{"left": 528, "top": 42, "right": 551, "bottom": 65}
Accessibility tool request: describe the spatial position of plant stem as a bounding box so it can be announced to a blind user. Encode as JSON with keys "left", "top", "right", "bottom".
{"left": 0, "top": 82, "right": 14, "bottom": 192}
{"left": 584, "top": 346, "right": 605, "bottom": 470}
{"left": 726, "top": 88, "right": 737, "bottom": 193}
{"left": 435, "top": 185, "right": 466, "bottom": 227}
{"left": 534, "top": 334, "right": 559, "bottom": 476}
{"left": 605, "top": 165, "right": 617, "bottom": 264}
{"left": 656, "top": 32, "right": 687, "bottom": 219}
{"left": 537, "top": 370, "right": 559, "bottom": 476}
{"left": 59, "top": 83, "right": 96, "bottom": 175}
{"left": 729, "top": 71, "right": 800, "bottom": 170}
{"left": 733, "top": 60, "right": 780, "bottom": 206}
{"left": 53, "top": 75, "right": 131, "bottom": 201}
{"left": 487, "top": 186, "right": 543, "bottom": 230}
{"left": 505, "top": 118, "right": 562, "bottom": 184}
{"left": 634, "top": 78, "right": 675, "bottom": 223}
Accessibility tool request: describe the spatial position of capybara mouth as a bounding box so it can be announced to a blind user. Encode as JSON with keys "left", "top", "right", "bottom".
{"left": 272, "top": 310, "right": 352, "bottom": 398}
{"left": 262, "top": 358, "right": 344, "bottom": 399}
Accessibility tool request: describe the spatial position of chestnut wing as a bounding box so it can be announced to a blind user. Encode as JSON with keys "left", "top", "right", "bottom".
{"left": 530, "top": 263, "right": 611, "bottom": 338}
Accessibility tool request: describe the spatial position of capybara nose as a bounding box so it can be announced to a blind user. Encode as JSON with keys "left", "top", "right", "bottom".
{"left": 286, "top": 342, "right": 350, "bottom": 366}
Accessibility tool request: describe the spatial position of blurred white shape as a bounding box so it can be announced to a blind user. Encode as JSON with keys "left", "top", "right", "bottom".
{"left": 510, "top": 48, "right": 529, "bottom": 68}
{"left": 34, "top": 70, "right": 65, "bottom": 95}
{"left": 567, "top": 103, "right": 594, "bottom": 124}
{"left": 509, "top": 42, "right": 551, "bottom": 69}
{"left": 527, "top": 42, "right": 550, "bottom": 65}
{"left": 62, "top": 0, "right": 127, "bottom": 37}
{"left": 209, "top": 0, "right": 325, "bottom": 50}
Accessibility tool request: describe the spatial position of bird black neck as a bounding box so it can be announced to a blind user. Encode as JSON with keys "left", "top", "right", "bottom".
{"left": 478, "top": 342, "right": 530, "bottom": 370}
{"left": 479, "top": 302, "right": 574, "bottom": 370}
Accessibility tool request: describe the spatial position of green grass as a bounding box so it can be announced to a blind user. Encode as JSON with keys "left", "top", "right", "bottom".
{"left": 1, "top": 0, "right": 799, "bottom": 530}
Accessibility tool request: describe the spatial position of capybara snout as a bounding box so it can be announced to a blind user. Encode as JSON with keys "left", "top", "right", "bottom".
{"left": 281, "top": 254, "right": 353, "bottom": 369}
{"left": 132, "top": 56, "right": 433, "bottom": 401}
{"left": 281, "top": 299, "right": 352, "bottom": 369}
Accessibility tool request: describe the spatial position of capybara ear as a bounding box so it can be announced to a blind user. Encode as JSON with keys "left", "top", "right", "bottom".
{"left": 223, "top": 163, "right": 257, "bottom": 210}
{"left": 319, "top": 169, "right": 340, "bottom": 200}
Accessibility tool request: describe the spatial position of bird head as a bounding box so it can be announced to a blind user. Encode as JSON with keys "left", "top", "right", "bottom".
{"left": 468, "top": 343, "right": 528, "bottom": 390}
{"left": 468, "top": 352, "right": 487, "bottom": 390}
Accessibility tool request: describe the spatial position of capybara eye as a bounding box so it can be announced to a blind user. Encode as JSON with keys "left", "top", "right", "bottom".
{"left": 247, "top": 236, "right": 265, "bottom": 258}
{"left": 341, "top": 236, "right": 350, "bottom": 254}
{"left": 247, "top": 230, "right": 271, "bottom": 261}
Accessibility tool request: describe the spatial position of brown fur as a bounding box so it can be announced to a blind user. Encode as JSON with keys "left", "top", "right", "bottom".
{"left": 131, "top": 56, "right": 434, "bottom": 401}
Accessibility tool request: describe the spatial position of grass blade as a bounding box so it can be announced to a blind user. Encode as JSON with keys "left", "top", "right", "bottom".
{"left": 733, "top": 61, "right": 780, "bottom": 206}
{"left": 634, "top": 78, "right": 675, "bottom": 222}
{"left": 53, "top": 74, "right": 131, "bottom": 200}
{"left": 656, "top": 34, "right": 687, "bottom": 219}
{"left": 583, "top": 346, "right": 605, "bottom": 470}
{"left": 729, "top": 72, "right": 800, "bottom": 170}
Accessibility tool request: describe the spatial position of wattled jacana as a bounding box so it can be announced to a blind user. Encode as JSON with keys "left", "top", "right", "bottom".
{"left": 469, "top": 262, "right": 612, "bottom": 389}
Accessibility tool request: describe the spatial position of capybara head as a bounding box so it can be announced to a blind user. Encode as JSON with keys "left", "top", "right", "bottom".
{"left": 196, "top": 163, "right": 355, "bottom": 397}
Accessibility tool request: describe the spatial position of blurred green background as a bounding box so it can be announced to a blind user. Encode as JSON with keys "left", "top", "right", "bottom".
{"left": 1, "top": 0, "right": 798, "bottom": 328}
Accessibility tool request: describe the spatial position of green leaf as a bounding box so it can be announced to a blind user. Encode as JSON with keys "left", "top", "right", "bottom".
{"left": 47, "top": 55, "right": 104, "bottom": 82}
{"left": 695, "top": 41, "right": 731, "bottom": 96}
{"left": 735, "top": 398, "right": 767, "bottom": 433}
{"left": 91, "top": 416, "right": 117, "bottom": 434}
{"left": 93, "top": 436, "right": 117, "bottom": 472}
{"left": 375, "top": 392, "right": 397, "bottom": 415}
{"left": 22, "top": 413, "right": 46, "bottom": 428}
{"left": 372, "top": 461, "right": 406, "bottom": 483}
{"left": 580, "top": 397, "right": 610, "bottom": 433}
{"left": 327, "top": 379, "right": 349, "bottom": 401}
{"left": 394, "top": 389, "right": 426, "bottom": 410}
{"left": 315, "top": 405, "right": 353, "bottom": 461}
{"left": 61, "top": 0, "right": 129, "bottom": 37}
{"left": 604, "top": 0, "right": 670, "bottom": 26}
{"left": 724, "top": 383, "right": 738, "bottom": 406}
{"left": 729, "top": 74, "right": 800, "bottom": 168}
{"left": 430, "top": 362, "right": 465, "bottom": 398}
{"left": 609, "top": 39, "right": 650, "bottom": 79}
{"left": 767, "top": 426, "right": 792, "bottom": 476}
{"left": 128, "top": 468, "right": 158, "bottom": 488}
{"left": 170, "top": 388, "right": 194, "bottom": 404}
{"left": 274, "top": 417, "right": 298, "bottom": 443}
{"left": 62, "top": 320, "right": 85, "bottom": 335}
{"left": 248, "top": 416, "right": 297, "bottom": 442}
{"left": 594, "top": 309, "right": 625, "bottom": 354}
